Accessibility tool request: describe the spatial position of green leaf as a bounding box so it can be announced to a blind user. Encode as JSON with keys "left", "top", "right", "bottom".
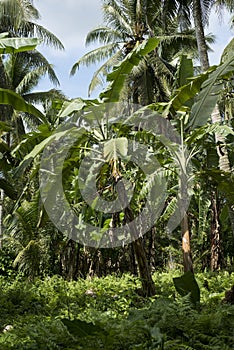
{"left": 58, "top": 98, "right": 87, "bottom": 119}
{"left": 0, "top": 33, "right": 40, "bottom": 53}
{"left": 190, "top": 54, "right": 234, "bottom": 128}
{"left": 0, "top": 121, "right": 12, "bottom": 132}
{"left": 173, "top": 271, "right": 200, "bottom": 306}
{"left": 0, "top": 88, "right": 45, "bottom": 122}
{"left": 14, "top": 127, "right": 84, "bottom": 176}
{"left": 100, "top": 37, "right": 160, "bottom": 102}
{"left": 187, "top": 123, "right": 234, "bottom": 145}
{"left": 103, "top": 137, "right": 128, "bottom": 161}
{"left": 221, "top": 38, "right": 234, "bottom": 62}
{"left": 0, "top": 178, "right": 17, "bottom": 199}
{"left": 163, "top": 70, "right": 211, "bottom": 116}
{"left": 160, "top": 197, "right": 178, "bottom": 222}
{"left": 61, "top": 319, "right": 103, "bottom": 338}
{"left": 177, "top": 55, "right": 194, "bottom": 88}
{"left": 57, "top": 98, "right": 100, "bottom": 119}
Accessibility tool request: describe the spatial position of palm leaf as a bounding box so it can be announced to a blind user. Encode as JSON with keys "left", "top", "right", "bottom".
{"left": 21, "top": 22, "right": 64, "bottom": 50}
{"left": 103, "top": 0, "right": 133, "bottom": 35}
{"left": 0, "top": 121, "right": 11, "bottom": 132}
{"left": 88, "top": 50, "right": 123, "bottom": 95}
{"left": 23, "top": 50, "right": 60, "bottom": 86}
{"left": 71, "top": 43, "right": 121, "bottom": 76}
{"left": 86, "top": 27, "right": 123, "bottom": 45}
{"left": 23, "top": 89, "right": 66, "bottom": 105}
{"left": 16, "top": 65, "right": 59, "bottom": 95}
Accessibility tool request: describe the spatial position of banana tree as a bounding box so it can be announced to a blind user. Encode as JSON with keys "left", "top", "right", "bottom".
{"left": 156, "top": 45, "right": 234, "bottom": 271}
{"left": 11, "top": 38, "right": 163, "bottom": 295}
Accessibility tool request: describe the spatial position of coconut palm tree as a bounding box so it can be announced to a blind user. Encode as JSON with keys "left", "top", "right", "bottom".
{"left": 0, "top": 0, "right": 64, "bottom": 123}
{"left": 71, "top": 0, "right": 202, "bottom": 102}
{"left": 180, "top": 0, "right": 234, "bottom": 71}
{"left": 2, "top": 49, "right": 65, "bottom": 139}
{"left": 0, "top": 0, "right": 63, "bottom": 48}
{"left": 0, "top": 0, "right": 64, "bottom": 248}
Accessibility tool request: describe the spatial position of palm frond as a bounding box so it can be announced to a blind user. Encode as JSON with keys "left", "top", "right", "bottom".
{"left": 177, "top": 0, "right": 192, "bottom": 30}
{"left": 19, "top": 22, "right": 64, "bottom": 50}
{"left": 23, "top": 89, "right": 66, "bottom": 105}
{"left": 88, "top": 50, "right": 123, "bottom": 95}
{"left": 15, "top": 66, "right": 44, "bottom": 95}
{"left": 13, "top": 239, "right": 42, "bottom": 279}
{"left": 23, "top": 50, "right": 60, "bottom": 86}
{"left": 0, "top": 0, "right": 64, "bottom": 52}
{"left": 162, "top": 0, "right": 179, "bottom": 28}
{"left": 0, "top": 0, "right": 39, "bottom": 33}
{"left": 71, "top": 43, "right": 121, "bottom": 75}
{"left": 214, "top": 0, "right": 234, "bottom": 11}
{"left": 16, "top": 65, "right": 58, "bottom": 95}
{"left": 86, "top": 26, "right": 124, "bottom": 45}
{"left": 103, "top": 0, "right": 134, "bottom": 36}
{"left": 4, "top": 50, "right": 60, "bottom": 92}
{"left": 200, "top": 0, "right": 215, "bottom": 26}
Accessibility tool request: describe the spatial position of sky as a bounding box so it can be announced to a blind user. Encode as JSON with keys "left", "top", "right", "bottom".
{"left": 34, "top": 0, "right": 234, "bottom": 100}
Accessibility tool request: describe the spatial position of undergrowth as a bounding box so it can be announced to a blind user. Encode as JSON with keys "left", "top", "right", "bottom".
{"left": 0, "top": 271, "right": 233, "bottom": 349}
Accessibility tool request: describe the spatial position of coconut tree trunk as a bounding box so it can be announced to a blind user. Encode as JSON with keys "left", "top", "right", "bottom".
{"left": 192, "top": 0, "right": 210, "bottom": 71}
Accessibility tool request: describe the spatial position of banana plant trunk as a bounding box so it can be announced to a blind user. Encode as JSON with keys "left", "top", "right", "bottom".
{"left": 180, "top": 168, "right": 194, "bottom": 272}
{"left": 116, "top": 177, "right": 156, "bottom": 296}
{"left": 124, "top": 206, "right": 156, "bottom": 297}
{"left": 181, "top": 213, "right": 194, "bottom": 273}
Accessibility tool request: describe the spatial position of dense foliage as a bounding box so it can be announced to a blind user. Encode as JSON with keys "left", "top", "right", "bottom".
{"left": 0, "top": 272, "right": 233, "bottom": 349}
{"left": 0, "top": 0, "right": 234, "bottom": 348}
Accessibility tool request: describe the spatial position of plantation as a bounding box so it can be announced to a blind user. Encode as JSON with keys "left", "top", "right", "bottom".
{"left": 0, "top": 0, "right": 234, "bottom": 349}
